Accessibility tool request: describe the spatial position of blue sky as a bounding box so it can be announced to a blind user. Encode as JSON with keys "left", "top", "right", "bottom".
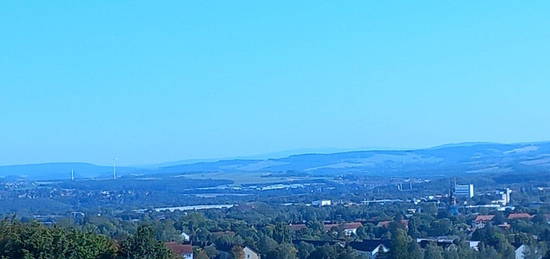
{"left": 2, "top": 1, "right": 550, "bottom": 165}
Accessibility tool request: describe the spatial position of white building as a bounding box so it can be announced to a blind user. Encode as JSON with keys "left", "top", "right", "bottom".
{"left": 181, "top": 232, "right": 190, "bottom": 242}
{"left": 497, "top": 188, "right": 512, "bottom": 205}
{"left": 312, "top": 200, "right": 332, "bottom": 207}
{"left": 515, "top": 244, "right": 527, "bottom": 259}
{"left": 243, "top": 246, "right": 261, "bottom": 259}
{"left": 454, "top": 184, "right": 474, "bottom": 198}
{"left": 349, "top": 240, "right": 390, "bottom": 259}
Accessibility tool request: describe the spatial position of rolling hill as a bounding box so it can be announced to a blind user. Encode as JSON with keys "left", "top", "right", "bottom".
{"left": 157, "top": 142, "right": 550, "bottom": 176}
{"left": 3, "top": 142, "right": 550, "bottom": 179}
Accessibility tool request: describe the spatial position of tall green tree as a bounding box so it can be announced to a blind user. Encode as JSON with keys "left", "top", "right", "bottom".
{"left": 119, "top": 225, "right": 173, "bottom": 259}
{"left": 389, "top": 229, "right": 409, "bottom": 259}
{"left": 423, "top": 244, "right": 444, "bottom": 259}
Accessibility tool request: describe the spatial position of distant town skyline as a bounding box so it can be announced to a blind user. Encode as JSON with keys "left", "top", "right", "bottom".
{"left": 2, "top": 1, "right": 550, "bottom": 165}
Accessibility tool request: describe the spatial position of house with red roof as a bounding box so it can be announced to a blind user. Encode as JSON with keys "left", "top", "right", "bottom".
{"left": 498, "top": 223, "right": 511, "bottom": 230}
{"left": 475, "top": 215, "right": 495, "bottom": 222}
{"left": 473, "top": 215, "right": 495, "bottom": 228}
{"left": 165, "top": 242, "right": 193, "bottom": 259}
{"left": 324, "top": 222, "right": 363, "bottom": 236}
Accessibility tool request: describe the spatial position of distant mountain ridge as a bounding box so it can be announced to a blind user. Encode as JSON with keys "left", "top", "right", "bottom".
{"left": 157, "top": 141, "right": 550, "bottom": 176}
{"left": 2, "top": 142, "right": 550, "bottom": 179}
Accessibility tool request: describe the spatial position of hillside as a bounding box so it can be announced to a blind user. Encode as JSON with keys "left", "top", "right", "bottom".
{"left": 3, "top": 142, "right": 550, "bottom": 179}
{"left": 158, "top": 142, "right": 550, "bottom": 176}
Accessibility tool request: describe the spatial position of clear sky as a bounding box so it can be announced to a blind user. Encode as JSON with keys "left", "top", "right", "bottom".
{"left": 2, "top": 1, "right": 550, "bottom": 166}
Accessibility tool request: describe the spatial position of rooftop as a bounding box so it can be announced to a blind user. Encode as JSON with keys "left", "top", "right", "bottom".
{"left": 165, "top": 242, "right": 193, "bottom": 255}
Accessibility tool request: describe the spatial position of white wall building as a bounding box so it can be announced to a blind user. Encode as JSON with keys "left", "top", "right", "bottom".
{"left": 497, "top": 188, "right": 512, "bottom": 205}
{"left": 454, "top": 184, "right": 474, "bottom": 198}
{"left": 181, "top": 232, "right": 190, "bottom": 242}
{"left": 312, "top": 200, "right": 332, "bottom": 207}
{"left": 243, "top": 246, "right": 261, "bottom": 259}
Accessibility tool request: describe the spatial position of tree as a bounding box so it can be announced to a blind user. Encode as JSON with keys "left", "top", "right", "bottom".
{"left": 231, "top": 245, "right": 244, "bottom": 259}
{"left": 424, "top": 244, "right": 444, "bottom": 259}
{"left": 307, "top": 245, "right": 338, "bottom": 259}
{"left": 389, "top": 229, "right": 409, "bottom": 259}
{"left": 273, "top": 223, "right": 292, "bottom": 244}
{"left": 120, "top": 225, "right": 173, "bottom": 259}
{"left": 0, "top": 219, "right": 118, "bottom": 259}
{"left": 296, "top": 241, "right": 314, "bottom": 259}
{"left": 494, "top": 212, "right": 506, "bottom": 225}
{"left": 204, "top": 245, "right": 219, "bottom": 258}
{"left": 406, "top": 240, "right": 422, "bottom": 259}
{"left": 258, "top": 235, "right": 279, "bottom": 255}
{"left": 195, "top": 249, "right": 209, "bottom": 259}
{"left": 428, "top": 219, "right": 451, "bottom": 236}
{"left": 478, "top": 244, "right": 499, "bottom": 258}
{"left": 274, "top": 243, "right": 297, "bottom": 259}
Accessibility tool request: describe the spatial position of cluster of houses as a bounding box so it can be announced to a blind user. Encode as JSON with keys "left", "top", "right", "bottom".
{"left": 473, "top": 212, "right": 536, "bottom": 229}
{"left": 164, "top": 211, "right": 543, "bottom": 259}
{"left": 290, "top": 220, "right": 412, "bottom": 235}
{"left": 164, "top": 231, "right": 261, "bottom": 259}
{"left": 289, "top": 222, "right": 364, "bottom": 236}
{"left": 165, "top": 242, "right": 261, "bottom": 259}
{"left": 164, "top": 232, "right": 194, "bottom": 259}
{"left": 288, "top": 221, "right": 396, "bottom": 258}
{"left": 286, "top": 212, "right": 543, "bottom": 259}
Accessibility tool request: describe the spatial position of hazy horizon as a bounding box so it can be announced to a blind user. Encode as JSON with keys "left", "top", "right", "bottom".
{"left": 1, "top": 140, "right": 549, "bottom": 167}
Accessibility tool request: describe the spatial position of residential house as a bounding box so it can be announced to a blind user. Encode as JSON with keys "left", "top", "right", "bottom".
{"left": 243, "top": 246, "right": 260, "bottom": 259}
{"left": 417, "top": 237, "right": 480, "bottom": 251}
{"left": 324, "top": 222, "right": 363, "bottom": 236}
{"left": 181, "top": 232, "right": 190, "bottom": 243}
{"left": 417, "top": 237, "right": 456, "bottom": 250}
{"left": 348, "top": 240, "right": 390, "bottom": 259}
{"left": 312, "top": 200, "right": 332, "bottom": 207}
{"left": 165, "top": 242, "right": 193, "bottom": 259}
{"left": 473, "top": 215, "right": 495, "bottom": 228}
{"left": 498, "top": 223, "right": 512, "bottom": 230}
{"left": 513, "top": 244, "right": 544, "bottom": 259}
{"left": 468, "top": 241, "right": 481, "bottom": 251}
